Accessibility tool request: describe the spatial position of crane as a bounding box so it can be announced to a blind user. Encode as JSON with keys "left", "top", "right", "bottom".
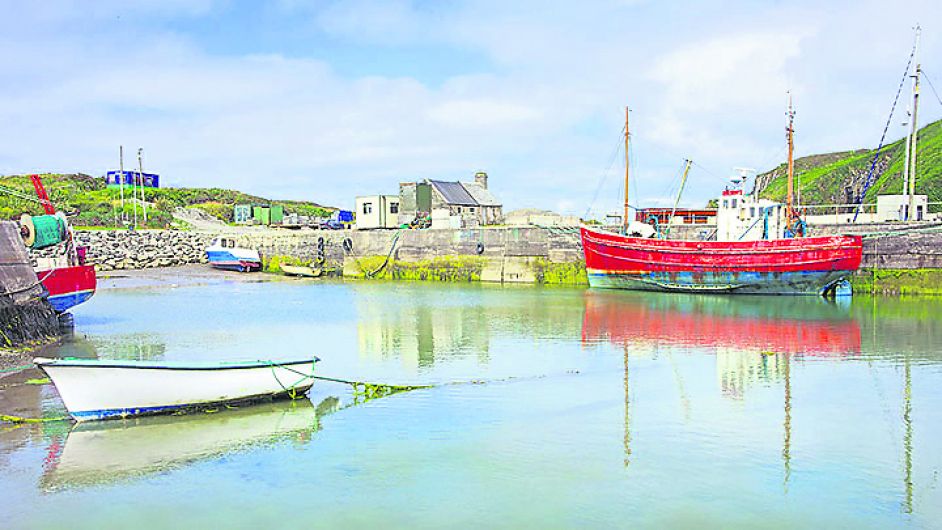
{"left": 29, "top": 174, "right": 57, "bottom": 215}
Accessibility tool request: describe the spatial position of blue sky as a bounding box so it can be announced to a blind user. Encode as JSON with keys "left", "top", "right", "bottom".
{"left": 1, "top": 0, "right": 941, "bottom": 216}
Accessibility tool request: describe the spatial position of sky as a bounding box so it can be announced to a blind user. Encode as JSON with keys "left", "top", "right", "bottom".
{"left": 1, "top": 0, "right": 941, "bottom": 216}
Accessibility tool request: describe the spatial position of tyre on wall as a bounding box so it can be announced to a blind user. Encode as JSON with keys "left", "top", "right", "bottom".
{"left": 476, "top": 242, "right": 485, "bottom": 255}
{"left": 342, "top": 238, "right": 353, "bottom": 253}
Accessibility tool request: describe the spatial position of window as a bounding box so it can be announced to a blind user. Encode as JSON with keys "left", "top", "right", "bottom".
{"left": 722, "top": 199, "right": 728, "bottom": 208}
{"left": 390, "top": 202, "right": 399, "bottom": 214}
{"left": 749, "top": 207, "right": 755, "bottom": 217}
{"left": 731, "top": 198, "right": 738, "bottom": 209}
{"left": 470, "top": 207, "right": 476, "bottom": 213}
{"left": 363, "top": 202, "right": 372, "bottom": 214}
{"left": 457, "top": 207, "right": 462, "bottom": 213}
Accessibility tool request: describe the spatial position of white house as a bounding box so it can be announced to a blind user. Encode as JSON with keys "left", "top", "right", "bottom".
{"left": 876, "top": 194, "right": 928, "bottom": 222}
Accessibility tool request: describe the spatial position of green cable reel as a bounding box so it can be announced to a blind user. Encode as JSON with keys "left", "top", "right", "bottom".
{"left": 19, "top": 213, "right": 67, "bottom": 250}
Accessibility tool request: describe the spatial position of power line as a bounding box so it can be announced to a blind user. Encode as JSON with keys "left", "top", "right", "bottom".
{"left": 584, "top": 125, "right": 627, "bottom": 219}
{"left": 923, "top": 70, "right": 942, "bottom": 108}
{"left": 852, "top": 38, "right": 918, "bottom": 221}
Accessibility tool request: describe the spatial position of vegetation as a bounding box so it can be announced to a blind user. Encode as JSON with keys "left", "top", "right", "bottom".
{"left": 346, "top": 255, "right": 488, "bottom": 282}
{"left": 849, "top": 268, "right": 942, "bottom": 296}
{"left": 756, "top": 118, "right": 942, "bottom": 207}
{"left": 0, "top": 173, "right": 334, "bottom": 228}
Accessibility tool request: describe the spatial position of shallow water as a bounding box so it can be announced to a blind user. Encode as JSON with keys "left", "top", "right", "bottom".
{"left": 2, "top": 274, "right": 941, "bottom": 528}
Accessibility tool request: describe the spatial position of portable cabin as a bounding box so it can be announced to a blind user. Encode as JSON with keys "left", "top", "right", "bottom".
{"left": 355, "top": 195, "right": 400, "bottom": 229}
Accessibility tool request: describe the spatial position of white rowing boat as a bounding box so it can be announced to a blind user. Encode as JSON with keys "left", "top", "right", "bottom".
{"left": 34, "top": 357, "right": 319, "bottom": 422}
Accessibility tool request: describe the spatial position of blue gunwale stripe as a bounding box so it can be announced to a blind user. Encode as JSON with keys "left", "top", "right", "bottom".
{"left": 70, "top": 385, "right": 315, "bottom": 421}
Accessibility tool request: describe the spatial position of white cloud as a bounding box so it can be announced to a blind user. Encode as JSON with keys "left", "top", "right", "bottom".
{"left": 0, "top": 0, "right": 940, "bottom": 214}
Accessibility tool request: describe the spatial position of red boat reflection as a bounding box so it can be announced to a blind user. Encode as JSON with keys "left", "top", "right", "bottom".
{"left": 581, "top": 291, "right": 861, "bottom": 356}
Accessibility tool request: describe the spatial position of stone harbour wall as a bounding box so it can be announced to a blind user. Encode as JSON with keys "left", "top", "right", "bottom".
{"left": 54, "top": 230, "right": 215, "bottom": 271}
{"left": 22, "top": 225, "right": 942, "bottom": 292}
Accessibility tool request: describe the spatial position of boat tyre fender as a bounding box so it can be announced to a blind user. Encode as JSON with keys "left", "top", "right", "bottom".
{"left": 476, "top": 242, "right": 485, "bottom": 255}
{"left": 342, "top": 238, "right": 353, "bottom": 253}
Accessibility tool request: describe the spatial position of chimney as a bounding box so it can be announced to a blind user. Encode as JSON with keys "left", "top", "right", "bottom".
{"left": 474, "top": 171, "right": 488, "bottom": 189}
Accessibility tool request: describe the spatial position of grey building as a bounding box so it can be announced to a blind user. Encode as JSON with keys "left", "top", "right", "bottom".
{"left": 398, "top": 172, "right": 503, "bottom": 227}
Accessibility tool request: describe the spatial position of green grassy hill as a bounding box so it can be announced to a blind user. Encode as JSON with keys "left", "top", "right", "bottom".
{"left": 755, "top": 118, "right": 942, "bottom": 206}
{"left": 0, "top": 173, "right": 334, "bottom": 228}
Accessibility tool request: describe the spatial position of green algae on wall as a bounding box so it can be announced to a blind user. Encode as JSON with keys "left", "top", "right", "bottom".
{"left": 346, "top": 255, "right": 488, "bottom": 282}
{"left": 344, "top": 255, "right": 590, "bottom": 284}
{"left": 850, "top": 268, "right": 942, "bottom": 296}
{"left": 531, "top": 259, "right": 588, "bottom": 285}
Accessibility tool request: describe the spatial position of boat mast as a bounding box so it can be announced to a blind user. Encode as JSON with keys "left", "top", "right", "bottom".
{"left": 624, "top": 106, "right": 631, "bottom": 232}
{"left": 786, "top": 93, "right": 797, "bottom": 233}
{"left": 666, "top": 159, "right": 692, "bottom": 238}
{"left": 907, "top": 25, "right": 922, "bottom": 222}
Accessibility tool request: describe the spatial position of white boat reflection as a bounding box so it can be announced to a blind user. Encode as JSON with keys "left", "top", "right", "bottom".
{"left": 41, "top": 396, "right": 340, "bottom": 491}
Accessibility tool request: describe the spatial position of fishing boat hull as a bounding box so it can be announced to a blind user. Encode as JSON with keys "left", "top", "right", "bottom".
{"left": 35, "top": 357, "right": 318, "bottom": 422}
{"left": 205, "top": 239, "right": 261, "bottom": 272}
{"left": 581, "top": 226, "right": 862, "bottom": 296}
{"left": 37, "top": 265, "right": 97, "bottom": 312}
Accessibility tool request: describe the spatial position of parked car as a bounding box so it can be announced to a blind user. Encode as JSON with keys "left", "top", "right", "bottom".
{"left": 320, "top": 219, "right": 345, "bottom": 230}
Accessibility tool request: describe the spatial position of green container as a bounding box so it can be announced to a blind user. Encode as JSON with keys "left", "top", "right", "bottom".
{"left": 270, "top": 205, "right": 284, "bottom": 224}
{"left": 254, "top": 207, "right": 271, "bottom": 225}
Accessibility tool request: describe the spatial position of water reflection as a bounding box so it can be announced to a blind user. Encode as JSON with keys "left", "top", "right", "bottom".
{"left": 353, "top": 284, "right": 586, "bottom": 368}
{"left": 40, "top": 396, "right": 340, "bottom": 492}
{"left": 581, "top": 290, "right": 938, "bottom": 512}
{"left": 357, "top": 301, "right": 491, "bottom": 368}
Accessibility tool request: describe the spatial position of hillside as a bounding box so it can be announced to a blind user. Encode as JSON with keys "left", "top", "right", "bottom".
{"left": 755, "top": 118, "right": 942, "bottom": 206}
{"left": 0, "top": 173, "right": 334, "bottom": 228}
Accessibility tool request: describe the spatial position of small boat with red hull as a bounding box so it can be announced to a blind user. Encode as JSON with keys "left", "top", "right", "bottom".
{"left": 37, "top": 264, "right": 97, "bottom": 313}
{"left": 581, "top": 227, "right": 862, "bottom": 295}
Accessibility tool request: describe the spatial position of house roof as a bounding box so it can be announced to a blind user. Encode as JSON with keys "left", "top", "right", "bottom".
{"left": 428, "top": 180, "right": 477, "bottom": 206}
{"left": 462, "top": 182, "right": 501, "bottom": 207}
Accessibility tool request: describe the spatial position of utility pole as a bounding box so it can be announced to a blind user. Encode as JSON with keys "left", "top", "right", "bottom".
{"left": 623, "top": 106, "right": 631, "bottom": 232}
{"left": 119, "top": 146, "right": 126, "bottom": 225}
{"left": 138, "top": 148, "right": 148, "bottom": 225}
{"left": 907, "top": 25, "right": 922, "bottom": 222}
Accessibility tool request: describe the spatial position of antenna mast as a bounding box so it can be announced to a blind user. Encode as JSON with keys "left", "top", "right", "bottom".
{"left": 138, "top": 148, "right": 148, "bottom": 225}
{"left": 623, "top": 106, "right": 631, "bottom": 232}
{"left": 907, "top": 25, "right": 921, "bottom": 222}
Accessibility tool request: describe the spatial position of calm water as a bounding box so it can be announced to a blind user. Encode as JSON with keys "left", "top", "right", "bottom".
{"left": 2, "top": 272, "right": 942, "bottom": 529}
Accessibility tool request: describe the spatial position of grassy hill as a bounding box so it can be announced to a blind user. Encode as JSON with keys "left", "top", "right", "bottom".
{"left": 0, "top": 173, "right": 334, "bottom": 228}
{"left": 755, "top": 118, "right": 942, "bottom": 206}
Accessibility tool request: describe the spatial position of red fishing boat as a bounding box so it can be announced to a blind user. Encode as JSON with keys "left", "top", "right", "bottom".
{"left": 15, "top": 174, "right": 97, "bottom": 312}
{"left": 581, "top": 228, "right": 862, "bottom": 295}
{"left": 36, "top": 264, "right": 97, "bottom": 313}
{"left": 582, "top": 103, "right": 862, "bottom": 296}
